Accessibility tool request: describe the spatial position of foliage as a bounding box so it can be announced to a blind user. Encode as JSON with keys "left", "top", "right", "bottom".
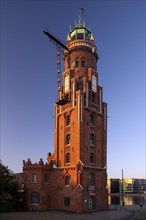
{"left": 0, "top": 161, "right": 19, "bottom": 212}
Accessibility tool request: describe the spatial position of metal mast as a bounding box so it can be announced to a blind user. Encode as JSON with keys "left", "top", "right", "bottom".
{"left": 122, "top": 169, "right": 125, "bottom": 206}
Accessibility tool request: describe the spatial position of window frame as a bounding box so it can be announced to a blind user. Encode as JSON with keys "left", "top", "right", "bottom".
{"left": 81, "top": 60, "right": 85, "bottom": 68}
{"left": 33, "top": 173, "right": 38, "bottom": 183}
{"left": 90, "top": 133, "right": 94, "bottom": 145}
{"left": 92, "top": 74, "right": 97, "bottom": 92}
{"left": 64, "top": 75, "right": 69, "bottom": 93}
{"left": 65, "top": 152, "right": 70, "bottom": 164}
{"left": 90, "top": 114, "right": 94, "bottom": 126}
{"left": 64, "top": 197, "right": 70, "bottom": 206}
{"left": 66, "top": 133, "right": 71, "bottom": 145}
{"left": 31, "top": 192, "right": 40, "bottom": 204}
{"left": 77, "top": 77, "right": 83, "bottom": 90}
{"left": 65, "top": 175, "right": 70, "bottom": 186}
{"left": 77, "top": 33, "right": 84, "bottom": 39}
{"left": 90, "top": 153, "right": 95, "bottom": 164}
{"left": 75, "top": 60, "right": 79, "bottom": 68}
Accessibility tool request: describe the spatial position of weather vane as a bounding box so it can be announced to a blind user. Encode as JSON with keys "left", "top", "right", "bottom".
{"left": 79, "top": 8, "right": 84, "bottom": 24}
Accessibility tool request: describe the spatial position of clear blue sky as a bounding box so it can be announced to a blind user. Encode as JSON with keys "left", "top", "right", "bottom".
{"left": 1, "top": 0, "right": 145, "bottom": 179}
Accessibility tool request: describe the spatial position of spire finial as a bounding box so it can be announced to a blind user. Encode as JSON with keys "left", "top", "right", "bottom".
{"left": 79, "top": 8, "right": 84, "bottom": 24}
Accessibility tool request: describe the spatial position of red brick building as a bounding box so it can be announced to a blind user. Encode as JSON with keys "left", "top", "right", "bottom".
{"left": 23, "top": 18, "right": 108, "bottom": 213}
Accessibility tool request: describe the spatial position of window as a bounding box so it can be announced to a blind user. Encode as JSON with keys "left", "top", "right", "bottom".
{"left": 77, "top": 77, "right": 83, "bottom": 90}
{"left": 65, "top": 175, "right": 70, "bottom": 185}
{"left": 66, "top": 134, "right": 70, "bottom": 145}
{"left": 71, "top": 35, "right": 76, "bottom": 41}
{"left": 90, "top": 153, "right": 95, "bottom": 164}
{"left": 90, "top": 114, "right": 94, "bottom": 126}
{"left": 92, "top": 75, "right": 97, "bottom": 92}
{"left": 66, "top": 115, "right": 70, "bottom": 126}
{"left": 64, "top": 197, "right": 70, "bottom": 206}
{"left": 77, "top": 33, "right": 84, "bottom": 39}
{"left": 64, "top": 75, "right": 69, "bottom": 92}
{"left": 92, "top": 93, "right": 96, "bottom": 103}
{"left": 44, "top": 174, "right": 49, "bottom": 182}
{"left": 89, "top": 172, "right": 95, "bottom": 186}
{"left": 85, "top": 33, "right": 91, "bottom": 41}
{"left": 81, "top": 60, "right": 85, "bottom": 68}
{"left": 33, "top": 173, "right": 38, "bottom": 182}
{"left": 75, "top": 61, "right": 79, "bottom": 68}
{"left": 31, "top": 192, "right": 39, "bottom": 204}
{"left": 90, "top": 134, "right": 94, "bottom": 145}
{"left": 65, "top": 152, "right": 70, "bottom": 163}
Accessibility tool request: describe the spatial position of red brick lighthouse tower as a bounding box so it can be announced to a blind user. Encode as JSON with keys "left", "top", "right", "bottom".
{"left": 23, "top": 13, "right": 108, "bottom": 213}
{"left": 47, "top": 16, "right": 108, "bottom": 212}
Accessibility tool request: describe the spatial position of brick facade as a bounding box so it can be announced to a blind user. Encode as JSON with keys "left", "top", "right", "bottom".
{"left": 23, "top": 20, "right": 108, "bottom": 213}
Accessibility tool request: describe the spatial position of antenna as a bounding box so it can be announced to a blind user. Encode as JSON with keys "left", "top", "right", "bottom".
{"left": 78, "top": 8, "right": 84, "bottom": 24}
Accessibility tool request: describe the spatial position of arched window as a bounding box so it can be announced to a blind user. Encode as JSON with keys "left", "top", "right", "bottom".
{"left": 90, "top": 114, "right": 94, "bottom": 126}
{"left": 65, "top": 175, "right": 70, "bottom": 185}
{"left": 33, "top": 173, "right": 38, "bottom": 182}
{"left": 90, "top": 134, "right": 94, "bottom": 145}
{"left": 66, "top": 115, "right": 70, "bottom": 126}
{"left": 89, "top": 172, "right": 95, "bottom": 186}
{"left": 90, "top": 153, "right": 95, "bottom": 164}
{"left": 75, "top": 60, "right": 79, "bottom": 68}
{"left": 77, "top": 77, "right": 83, "bottom": 90}
{"left": 66, "top": 133, "right": 70, "bottom": 145}
{"left": 65, "top": 152, "right": 70, "bottom": 163}
{"left": 31, "top": 192, "right": 39, "bottom": 204}
{"left": 81, "top": 60, "right": 85, "bottom": 68}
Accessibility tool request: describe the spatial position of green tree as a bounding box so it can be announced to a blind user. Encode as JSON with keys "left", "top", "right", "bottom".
{"left": 0, "top": 161, "right": 19, "bottom": 212}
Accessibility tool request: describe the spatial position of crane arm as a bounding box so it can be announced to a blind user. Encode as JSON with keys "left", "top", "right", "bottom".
{"left": 43, "top": 30, "right": 69, "bottom": 52}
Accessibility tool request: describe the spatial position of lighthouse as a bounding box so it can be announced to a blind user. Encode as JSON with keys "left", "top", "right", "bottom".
{"left": 23, "top": 13, "right": 108, "bottom": 213}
